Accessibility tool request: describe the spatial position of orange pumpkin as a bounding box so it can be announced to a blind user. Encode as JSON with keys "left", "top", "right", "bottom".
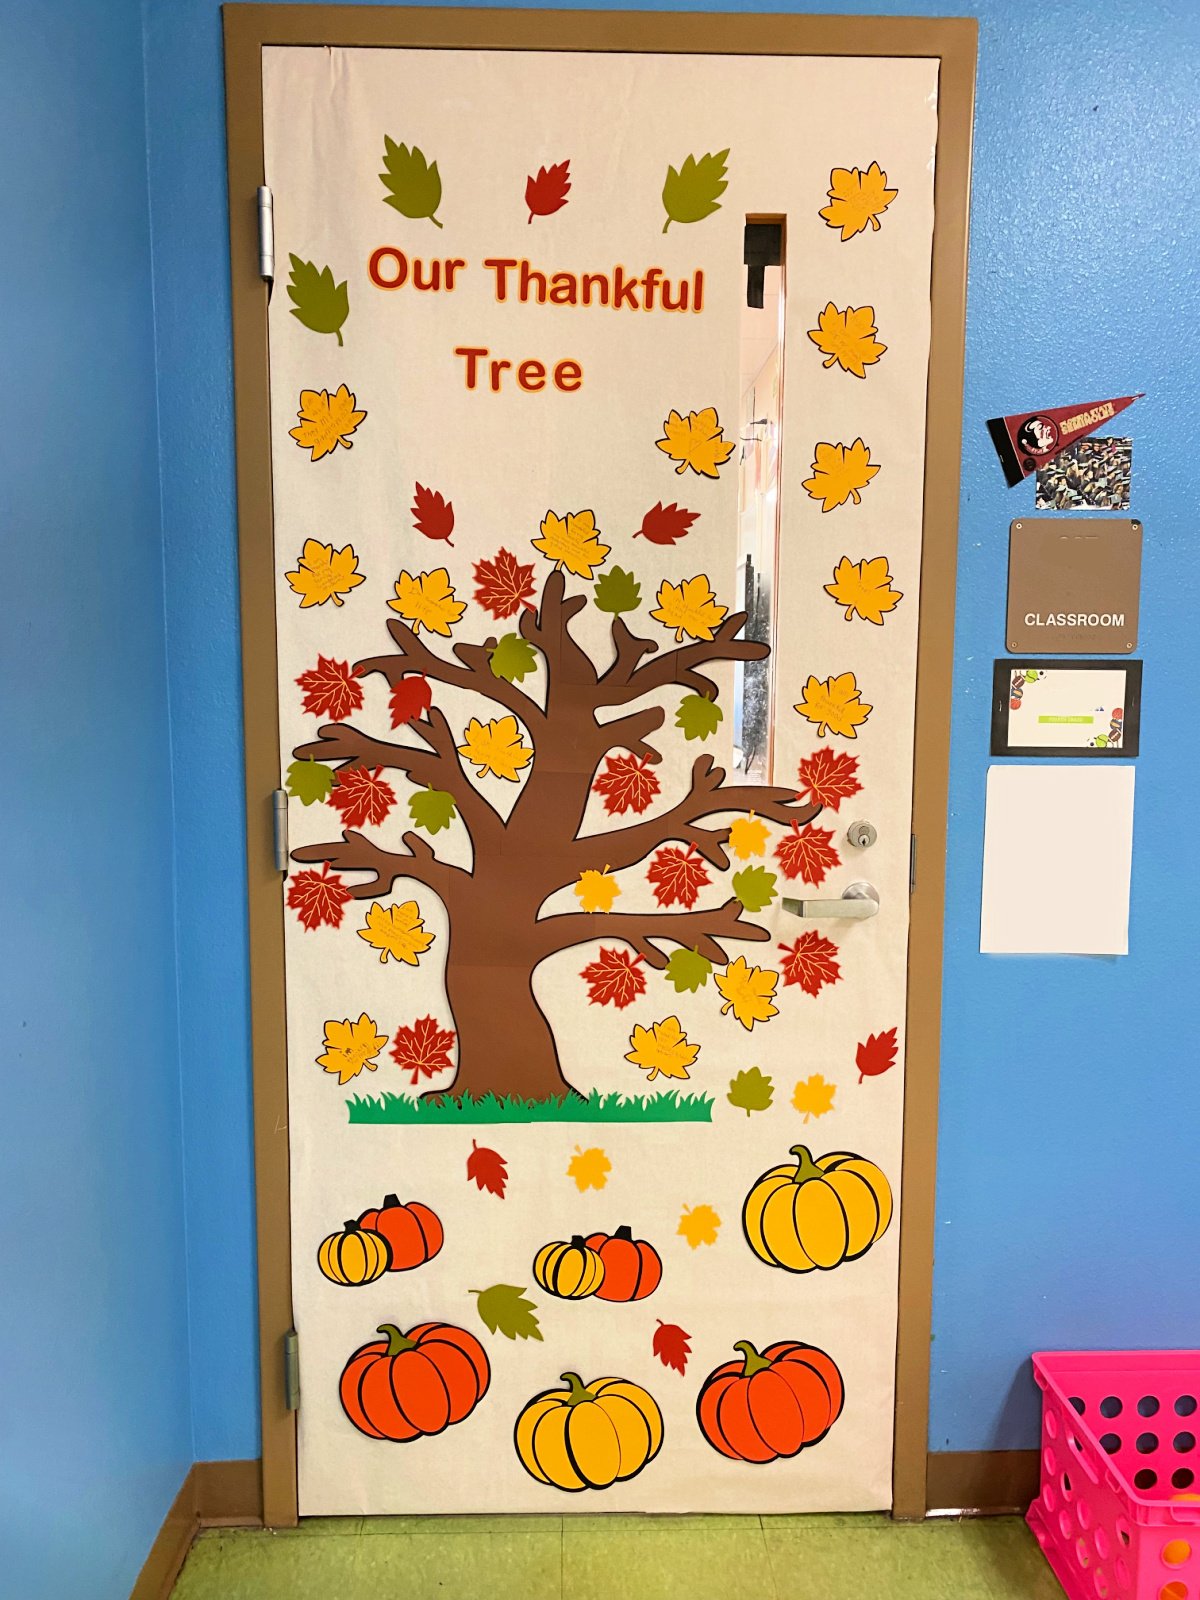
{"left": 340, "top": 1321, "right": 490, "bottom": 1441}
{"left": 584, "top": 1226, "right": 662, "bottom": 1302}
{"left": 696, "top": 1339, "right": 844, "bottom": 1463}
{"left": 358, "top": 1193, "right": 443, "bottom": 1271}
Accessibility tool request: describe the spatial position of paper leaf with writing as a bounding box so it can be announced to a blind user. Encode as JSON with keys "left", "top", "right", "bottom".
{"left": 285, "top": 539, "right": 364, "bottom": 608}
{"left": 574, "top": 868, "right": 621, "bottom": 913}
{"left": 457, "top": 715, "right": 533, "bottom": 781}
{"left": 802, "top": 439, "right": 880, "bottom": 512}
{"left": 676, "top": 694, "right": 723, "bottom": 741}
{"left": 286, "top": 255, "right": 348, "bottom": 345}
{"left": 776, "top": 823, "right": 840, "bottom": 886}
{"left": 647, "top": 845, "right": 711, "bottom": 909}
{"left": 467, "top": 1140, "right": 508, "bottom": 1197}
{"left": 651, "top": 575, "right": 728, "bottom": 642}
{"left": 593, "top": 566, "right": 642, "bottom": 616}
{"left": 653, "top": 1320, "right": 692, "bottom": 1375}
{"left": 357, "top": 900, "right": 433, "bottom": 967}
{"left": 408, "top": 786, "right": 457, "bottom": 834}
{"left": 635, "top": 501, "right": 699, "bottom": 546}
{"left": 286, "top": 758, "right": 335, "bottom": 807}
{"left": 857, "top": 1027, "right": 898, "bottom": 1082}
{"left": 473, "top": 1284, "right": 542, "bottom": 1342}
{"left": 412, "top": 483, "right": 455, "bottom": 545}
{"left": 388, "top": 568, "right": 466, "bottom": 636}
{"left": 532, "top": 509, "right": 610, "bottom": 579}
{"left": 661, "top": 149, "right": 729, "bottom": 231}
{"left": 807, "top": 302, "right": 886, "bottom": 377}
{"left": 567, "top": 1146, "right": 611, "bottom": 1191}
{"left": 794, "top": 672, "right": 873, "bottom": 739}
{"left": 625, "top": 1017, "right": 698, "bottom": 1083}
{"left": 287, "top": 863, "right": 350, "bottom": 930}
{"left": 824, "top": 556, "right": 902, "bottom": 625}
{"left": 581, "top": 947, "right": 647, "bottom": 1009}
{"left": 288, "top": 386, "right": 367, "bottom": 462}
{"left": 664, "top": 948, "right": 713, "bottom": 993}
{"left": 317, "top": 1013, "right": 388, "bottom": 1085}
{"left": 792, "top": 1073, "right": 836, "bottom": 1122}
{"left": 525, "top": 159, "right": 571, "bottom": 223}
{"left": 490, "top": 633, "right": 538, "bottom": 683}
{"left": 727, "top": 1067, "right": 774, "bottom": 1116}
{"left": 330, "top": 766, "right": 396, "bottom": 829}
{"left": 732, "top": 865, "right": 777, "bottom": 913}
{"left": 593, "top": 753, "right": 660, "bottom": 816}
{"left": 380, "top": 137, "right": 443, "bottom": 227}
{"left": 473, "top": 548, "right": 536, "bottom": 619}
{"left": 389, "top": 674, "right": 432, "bottom": 728}
{"left": 796, "top": 747, "right": 862, "bottom": 811}
{"left": 390, "top": 1016, "right": 456, "bottom": 1085}
{"left": 714, "top": 957, "right": 779, "bottom": 1031}
{"left": 778, "top": 932, "right": 842, "bottom": 996}
{"left": 728, "top": 815, "right": 768, "bottom": 860}
{"left": 819, "top": 162, "right": 898, "bottom": 241}
{"left": 677, "top": 1203, "right": 721, "bottom": 1248}
{"left": 655, "top": 409, "right": 735, "bottom": 480}
{"left": 297, "top": 654, "right": 363, "bottom": 721}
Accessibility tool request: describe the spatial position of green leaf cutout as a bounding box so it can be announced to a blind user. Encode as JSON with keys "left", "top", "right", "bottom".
{"left": 732, "top": 865, "right": 777, "bottom": 913}
{"left": 490, "top": 633, "right": 538, "bottom": 683}
{"left": 408, "top": 787, "right": 457, "bottom": 833}
{"left": 727, "top": 1066, "right": 774, "bottom": 1117}
{"left": 676, "top": 693, "right": 723, "bottom": 742}
{"left": 286, "top": 758, "right": 335, "bottom": 806}
{"left": 661, "top": 149, "right": 729, "bottom": 233}
{"left": 380, "top": 138, "right": 443, "bottom": 228}
{"left": 472, "top": 1284, "right": 543, "bottom": 1342}
{"left": 285, "top": 255, "right": 348, "bottom": 345}
{"left": 593, "top": 566, "right": 642, "bottom": 616}
{"left": 665, "top": 947, "right": 713, "bottom": 993}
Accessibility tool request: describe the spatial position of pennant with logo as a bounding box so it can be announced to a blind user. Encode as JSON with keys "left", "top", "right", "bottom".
{"left": 990, "top": 394, "right": 1142, "bottom": 482}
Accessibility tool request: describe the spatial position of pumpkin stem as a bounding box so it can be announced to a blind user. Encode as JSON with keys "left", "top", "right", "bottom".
{"left": 614, "top": 1225, "right": 634, "bottom": 1241}
{"left": 569, "top": 1234, "right": 588, "bottom": 1249}
{"left": 789, "top": 1145, "right": 825, "bottom": 1185}
{"left": 382, "top": 1193, "right": 401, "bottom": 1209}
{"left": 344, "top": 1220, "right": 360, "bottom": 1233}
{"left": 560, "top": 1372, "right": 594, "bottom": 1406}
{"left": 733, "top": 1340, "right": 774, "bottom": 1378}
{"left": 377, "top": 1323, "right": 417, "bottom": 1357}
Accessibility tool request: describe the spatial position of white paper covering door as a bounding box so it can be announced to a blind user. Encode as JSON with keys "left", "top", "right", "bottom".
{"left": 262, "top": 45, "right": 939, "bottom": 1514}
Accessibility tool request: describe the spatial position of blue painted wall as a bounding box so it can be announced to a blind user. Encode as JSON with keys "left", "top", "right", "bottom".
{"left": 137, "top": 0, "right": 1200, "bottom": 1465}
{"left": 0, "top": 1, "right": 192, "bottom": 1596}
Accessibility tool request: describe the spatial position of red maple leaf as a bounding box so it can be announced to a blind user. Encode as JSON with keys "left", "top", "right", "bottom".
{"left": 467, "top": 1140, "right": 508, "bottom": 1197}
{"left": 857, "top": 1027, "right": 898, "bottom": 1082}
{"left": 525, "top": 159, "right": 571, "bottom": 223}
{"left": 389, "top": 674, "right": 432, "bottom": 728}
{"left": 286, "top": 863, "right": 350, "bottom": 931}
{"left": 653, "top": 1321, "right": 692, "bottom": 1375}
{"left": 473, "top": 548, "right": 537, "bottom": 620}
{"left": 330, "top": 766, "right": 396, "bottom": 829}
{"left": 775, "top": 823, "right": 841, "bottom": 886}
{"left": 593, "top": 753, "right": 660, "bottom": 816}
{"left": 647, "top": 845, "right": 711, "bottom": 908}
{"left": 778, "top": 931, "right": 842, "bottom": 996}
{"left": 797, "top": 747, "right": 862, "bottom": 811}
{"left": 634, "top": 501, "right": 700, "bottom": 546}
{"left": 580, "top": 947, "right": 647, "bottom": 1009}
{"left": 296, "top": 654, "right": 364, "bottom": 721}
{"left": 412, "top": 482, "right": 454, "bottom": 545}
{"left": 390, "top": 1016, "right": 456, "bottom": 1084}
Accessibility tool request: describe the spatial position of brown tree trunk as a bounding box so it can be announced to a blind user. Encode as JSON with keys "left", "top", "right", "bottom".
{"left": 440, "top": 956, "right": 576, "bottom": 1102}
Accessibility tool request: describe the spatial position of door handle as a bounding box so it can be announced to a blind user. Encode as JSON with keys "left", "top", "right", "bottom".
{"left": 781, "top": 881, "right": 880, "bottom": 920}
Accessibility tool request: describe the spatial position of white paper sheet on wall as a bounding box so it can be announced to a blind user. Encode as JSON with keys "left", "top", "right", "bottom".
{"left": 980, "top": 766, "right": 1135, "bottom": 955}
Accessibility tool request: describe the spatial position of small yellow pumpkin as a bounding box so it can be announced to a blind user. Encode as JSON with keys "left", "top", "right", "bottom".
{"left": 533, "top": 1234, "right": 605, "bottom": 1299}
{"left": 317, "top": 1219, "right": 391, "bottom": 1286}
{"left": 742, "top": 1144, "right": 892, "bottom": 1273}
{"left": 514, "top": 1372, "right": 663, "bottom": 1491}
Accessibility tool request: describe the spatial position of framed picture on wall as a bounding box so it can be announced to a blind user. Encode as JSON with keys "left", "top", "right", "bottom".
{"left": 990, "top": 658, "right": 1142, "bottom": 757}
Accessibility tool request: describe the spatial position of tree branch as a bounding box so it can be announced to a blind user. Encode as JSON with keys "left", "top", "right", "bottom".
{"left": 591, "top": 705, "right": 666, "bottom": 763}
{"left": 355, "top": 617, "right": 542, "bottom": 725}
{"left": 596, "top": 610, "right": 769, "bottom": 705}
{"left": 290, "top": 829, "right": 466, "bottom": 899}
{"left": 534, "top": 895, "right": 770, "bottom": 966}
{"left": 520, "top": 569, "right": 597, "bottom": 695}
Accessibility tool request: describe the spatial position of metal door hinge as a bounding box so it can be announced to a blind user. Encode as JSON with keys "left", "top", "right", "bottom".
{"left": 283, "top": 1329, "right": 300, "bottom": 1412}
{"left": 257, "top": 185, "right": 275, "bottom": 286}
{"left": 273, "top": 789, "right": 289, "bottom": 874}
{"left": 909, "top": 833, "right": 917, "bottom": 895}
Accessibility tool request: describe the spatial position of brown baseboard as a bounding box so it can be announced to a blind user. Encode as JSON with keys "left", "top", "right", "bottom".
{"left": 926, "top": 1449, "right": 1039, "bottom": 1515}
{"left": 130, "top": 1460, "right": 262, "bottom": 1600}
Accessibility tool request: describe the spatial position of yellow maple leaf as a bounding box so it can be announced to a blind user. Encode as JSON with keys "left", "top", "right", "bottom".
{"left": 456, "top": 714, "right": 533, "bottom": 781}
{"left": 794, "top": 672, "right": 873, "bottom": 740}
{"left": 677, "top": 1203, "right": 721, "bottom": 1249}
{"left": 574, "top": 867, "right": 620, "bottom": 913}
{"left": 285, "top": 539, "right": 365, "bottom": 608}
{"left": 807, "top": 303, "right": 887, "bottom": 378}
{"left": 819, "top": 162, "right": 898, "bottom": 241}
{"left": 792, "top": 1073, "right": 837, "bottom": 1122}
{"left": 357, "top": 900, "right": 433, "bottom": 967}
{"left": 650, "top": 575, "right": 728, "bottom": 643}
{"left": 655, "top": 407, "right": 735, "bottom": 479}
{"left": 625, "top": 1015, "right": 698, "bottom": 1083}
{"left": 531, "top": 509, "right": 610, "bottom": 579}
{"left": 714, "top": 956, "right": 779, "bottom": 1031}
{"left": 728, "top": 815, "right": 768, "bottom": 860}
{"left": 567, "top": 1146, "right": 611, "bottom": 1192}
{"left": 388, "top": 568, "right": 466, "bottom": 636}
{"left": 316, "top": 1013, "right": 388, "bottom": 1085}
{"left": 802, "top": 439, "right": 880, "bottom": 512}
{"left": 824, "top": 556, "right": 904, "bottom": 625}
{"left": 288, "top": 384, "right": 367, "bottom": 460}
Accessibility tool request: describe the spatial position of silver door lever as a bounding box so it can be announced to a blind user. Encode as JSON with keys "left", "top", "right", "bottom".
{"left": 781, "top": 881, "right": 880, "bottom": 920}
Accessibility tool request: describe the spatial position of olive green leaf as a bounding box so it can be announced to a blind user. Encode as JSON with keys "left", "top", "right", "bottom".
{"left": 380, "top": 138, "right": 443, "bottom": 228}
{"left": 594, "top": 566, "right": 642, "bottom": 615}
{"left": 489, "top": 633, "right": 538, "bottom": 683}
{"left": 286, "top": 758, "right": 335, "bottom": 806}
{"left": 732, "top": 864, "right": 778, "bottom": 913}
{"left": 727, "top": 1066, "right": 774, "bottom": 1117}
{"left": 676, "top": 693, "right": 723, "bottom": 742}
{"left": 285, "top": 255, "right": 349, "bottom": 346}
{"left": 662, "top": 149, "right": 729, "bottom": 233}
{"left": 664, "top": 947, "right": 713, "bottom": 993}
{"left": 408, "top": 786, "right": 457, "bottom": 833}
{"left": 471, "top": 1284, "right": 543, "bottom": 1342}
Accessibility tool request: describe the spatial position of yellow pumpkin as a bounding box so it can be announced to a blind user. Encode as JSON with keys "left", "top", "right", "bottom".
{"left": 742, "top": 1144, "right": 892, "bottom": 1273}
{"left": 533, "top": 1234, "right": 605, "bottom": 1299}
{"left": 514, "top": 1372, "right": 663, "bottom": 1491}
{"left": 316, "top": 1219, "right": 391, "bottom": 1286}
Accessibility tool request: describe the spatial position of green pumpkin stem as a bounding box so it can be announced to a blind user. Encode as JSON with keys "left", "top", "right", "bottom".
{"left": 789, "top": 1145, "right": 824, "bottom": 1185}
{"left": 733, "top": 1340, "right": 774, "bottom": 1378}
{"left": 377, "top": 1323, "right": 417, "bottom": 1357}
{"left": 560, "top": 1372, "right": 595, "bottom": 1406}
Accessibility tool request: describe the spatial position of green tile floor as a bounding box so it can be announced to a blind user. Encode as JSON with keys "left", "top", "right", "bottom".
{"left": 171, "top": 1512, "right": 1064, "bottom": 1599}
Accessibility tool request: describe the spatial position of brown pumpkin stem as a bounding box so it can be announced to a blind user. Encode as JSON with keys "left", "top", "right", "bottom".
{"left": 613, "top": 1226, "right": 634, "bottom": 1241}
{"left": 377, "top": 1323, "right": 417, "bottom": 1356}
{"left": 789, "top": 1145, "right": 825, "bottom": 1185}
{"left": 733, "top": 1340, "right": 773, "bottom": 1378}
{"left": 560, "top": 1372, "right": 595, "bottom": 1406}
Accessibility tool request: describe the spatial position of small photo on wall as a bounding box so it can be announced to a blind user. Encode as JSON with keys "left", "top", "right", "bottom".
{"left": 1034, "top": 436, "right": 1131, "bottom": 511}
{"left": 991, "top": 658, "right": 1141, "bottom": 757}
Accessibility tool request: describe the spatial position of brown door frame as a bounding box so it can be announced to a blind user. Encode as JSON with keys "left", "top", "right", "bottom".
{"left": 223, "top": 3, "right": 976, "bottom": 1526}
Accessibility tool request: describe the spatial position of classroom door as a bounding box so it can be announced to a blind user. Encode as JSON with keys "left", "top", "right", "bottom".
{"left": 261, "top": 40, "right": 940, "bottom": 1515}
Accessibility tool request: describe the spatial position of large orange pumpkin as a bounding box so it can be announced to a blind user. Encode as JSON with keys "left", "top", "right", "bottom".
{"left": 358, "top": 1193, "right": 443, "bottom": 1271}
{"left": 696, "top": 1339, "right": 844, "bottom": 1463}
{"left": 340, "top": 1321, "right": 490, "bottom": 1441}
{"left": 584, "top": 1226, "right": 662, "bottom": 1302}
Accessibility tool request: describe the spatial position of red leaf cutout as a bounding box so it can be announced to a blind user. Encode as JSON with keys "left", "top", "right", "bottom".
{"left": 390, "top": 1016, "right": 456, "bottom": 1085}
{"left": 775, "top": 823, "right": 840, "bottom": 886}
{"left": 473, "top": 548, "right": 537, "bottom": 620}
{"left": 647, "top": 845, "right": 711, "bottom": 909}
{"left": 330, "top": 766, "right": 396, "bottom": 829}
{"left": 634, "top": 501, "right": 700, "bottom": 546}
{"left": 412, "top": 483, "right": 454, "bottom": 545}
{"left": 653, "top": 1320, "right": 692, "bottom": 1375}
{"left": 525, "top": 159, "right": 571, "bottom": 223}
{"left": 592, "top": 753, "right": 660, "bottom": 816}
{"left": 857, "top": 1027, "right": 898, "bottom": 1082}
{"left": 778, "top": 931, "right": 842, "bottom": 996}
{"left": 580, "top": 947, "right": 647, "bottom": 1009}
{"left": 389, "top": 674, "right": 432, "bottom": 728}
{"left": 296, "top": 655, "right": 364, "bottom": 721}
{"left": 286, "top": 863, "right": 350, "bottom": 932}
{"left": 797, "top": 747, "right": 862, "bottom": 811}
{"left": 467, "top": 1140, "right": 508, "bottom": 1197}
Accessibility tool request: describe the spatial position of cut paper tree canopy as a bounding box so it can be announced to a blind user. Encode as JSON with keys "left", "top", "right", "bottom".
{"left": 286, "top": 255, "right": 349, "bottom": 345}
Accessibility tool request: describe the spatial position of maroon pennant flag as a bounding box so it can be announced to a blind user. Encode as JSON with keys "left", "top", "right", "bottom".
{"left": 992, "top": 394, "right": 1142, "bottom": 481}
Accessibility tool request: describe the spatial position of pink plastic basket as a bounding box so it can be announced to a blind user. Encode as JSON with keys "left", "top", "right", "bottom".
{"left": 1028, "top": 1351, "right": 1200, "bottom": 1600}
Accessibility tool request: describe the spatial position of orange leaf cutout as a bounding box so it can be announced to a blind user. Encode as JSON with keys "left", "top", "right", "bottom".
{"left": 819, "top": 162, "right": 898, "bottom": 241}
{"left": 330, "top": 766, "right": 396, "bottom": 830}
{"left": 635, "top": 502, "right": 699, "bottom": 546}
{"left": 296, "top": 655, "right": 363, "bottom": 721}
{"left": 807, "top": 302, "right": 887, "bottom": 377}
{"left": 593, "top": 753, "right": 660, "bottom": 816}
{"left": 647, "top": 845, "right": 711, "bottom": 909}
{"left": 467, "top": 1140, "right": 508, "bottom": 1197}
{"left": 653, "top": 1321, "right": 692, "bottom": 1375}
{"left": 778, "top": 932, "right": 842, "bottom": 996}
{"left": 775, "top": 823, "right": 840, "bottom": 886}
{"left": 473, "top": 548, "right": 536, "bottom": 620}
{"left": 796, "top": 748, "right": 862, "bottom": 811}
{"left": 412, "top": 483, "right": 455, "bottom": 545}
{"left": 389, "top": 674, "right": 432, "bottom": 727}
{"left": 802, "top": 440, "right": 880, "bottom": 512}
{"left": 287, "top": 863, "right": 350, "bottom": 931}
{"left": 857, "top": 1027, "right": 898, "bottom": 1082}
{"left": 526, "top": 159, "right": 571, "bottom": 222}
{"left": 390, "top": 1016, "right": 456, "bottom": 1085}
{"left": 580, "top": 947, "right": 647, "bottom": 1009}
